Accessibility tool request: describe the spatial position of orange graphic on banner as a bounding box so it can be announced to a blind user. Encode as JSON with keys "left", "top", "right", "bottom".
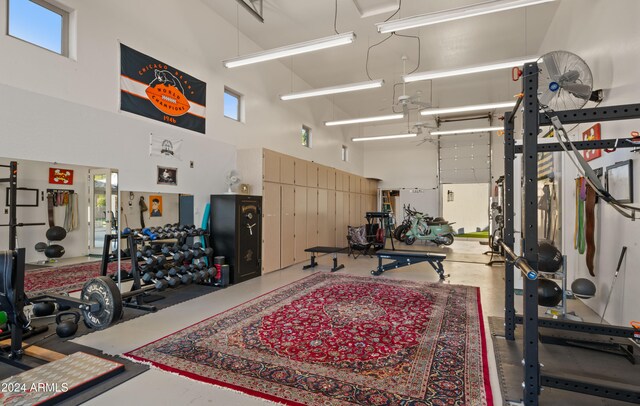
{"left": 582, "top": 123, "right": 601, "bottom": 162}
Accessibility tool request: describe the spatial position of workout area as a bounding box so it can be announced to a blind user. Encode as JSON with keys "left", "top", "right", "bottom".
{"left": 2, "top": 1, "right": 640, "bottom": 405}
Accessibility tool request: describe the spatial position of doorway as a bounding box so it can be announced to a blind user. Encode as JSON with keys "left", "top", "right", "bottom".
{"left": 441, "top": 183, "right": 489, "bottom": 236}
{"left": 88, "top": 168, "right": 118, "bottom": 255}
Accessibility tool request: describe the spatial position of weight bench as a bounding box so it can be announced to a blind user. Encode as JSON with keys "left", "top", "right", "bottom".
{"left": 303, "top": 246, "right": 347, "bottom": 272}
{"left": 371, "top": 249, "right": 448, "bottom": 279}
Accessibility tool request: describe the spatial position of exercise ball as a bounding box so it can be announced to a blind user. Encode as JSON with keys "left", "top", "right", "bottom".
{"left": 34, "top": 242, "right": 48, "bottom": 252}
{"left": 44, "top": 244, "right": 65, "bottom": 259}
{"left": 538, "top": 278, "right": 563, "bottom": 307}
{"left": 46, "top": 226, "right": 67, "bottom": 242}
{"left": 538, "top": 240, "right": 563, "bottom": 273}
{"left": 571, "top": 278, "right": 596, "bottom": 299}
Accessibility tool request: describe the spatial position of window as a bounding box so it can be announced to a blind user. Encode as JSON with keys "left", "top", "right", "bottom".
{"left": 7, "top": 0, "right": 70, "bottom": 56}
{"left": 224, "top": 87, "right": 242, "bottom": 121}
{"left": 301, "top": 125, "right": 312, "bottom": 148}
{"left": 341, "top": 145, "right": 348, "bottom": 162}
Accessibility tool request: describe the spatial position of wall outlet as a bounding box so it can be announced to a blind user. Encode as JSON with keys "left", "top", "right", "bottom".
{"left": 190, "top": 161, "right": 194, "bottom": 168}
{"left": 4, "top": 209, "right": 8, "bottom": 214}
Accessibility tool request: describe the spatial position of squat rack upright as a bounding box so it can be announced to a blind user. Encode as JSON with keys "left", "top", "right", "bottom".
{"left": 501, "top": 62, "right": 640, "bottom": 405}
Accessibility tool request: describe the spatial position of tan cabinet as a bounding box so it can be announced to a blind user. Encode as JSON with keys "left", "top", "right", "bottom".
{"left": 280, "top": 184, "right": 295, "bottom": 267}
{"left": 263, "top": 149, "right": 280, "bottom": 183}
{"left": 327, "top": 190, "right": 336, "bottom": 247}
{"left": 294, "top": 159, "right": 307, "bottom": 186}
{"left": 261, "top": 182, "right": 281, "bottom": 273}
{"left": 352, "top": 176, "right": 360, "bottom": 194}
{"left": 343, "top": 173, "right": 350, "bottom": 192}
{"left": 361, "top": 178, "right": 368, "bottom": 195}
{"left": 327, "top": 168, "right": 336, "bottom": 190}
{"left": 307, "top": 162, "right": 318, "bottom": 188}
{"left": 307, "top": 188, "right": 318, "bottom": 250}
{"left": 280, "top": 155, "right": 295, "bottom": 185}
{"left": 335, "top": 170, "right": 343, "bottom": 191}
{"left": 317, "top": 189, "right": 328, "bottom": 245}
{"left": 294, "top": 186, "right": 307, "bottom": 262}
{"left": 335, "top": 191, "right": 344, "bottom": 247}
{"left": 349, "top": 193, "right": 358, "bottom": 226}
{"left": 318, "top": 165, "right": 328, "bottom": 189}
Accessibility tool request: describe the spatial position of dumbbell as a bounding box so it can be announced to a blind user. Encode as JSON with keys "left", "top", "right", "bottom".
{"left": 182, "top": 244, "right": 205, "bottom": 259}
{"left": 179, "top": 265, "right": 203, "bottom": 284}
{"left": 155, "top": 269, "right": 181, "bottom": 288}
{"left": 141, "top": 271, "right": 169, "bottom": 291}
{"left": 161, "top": 244, "right": 180, "bottom": 256}
{"left": 136, "top": 251, "right": 167, "bottom": 267}
{"left": 169, "top": 266, "right": 192, "bottom": 285}
{"left": 191, "top": 261, "right": 210, "bottom": 282}
{"left": 141, "top": 228, "right": 159, "bottom": 240}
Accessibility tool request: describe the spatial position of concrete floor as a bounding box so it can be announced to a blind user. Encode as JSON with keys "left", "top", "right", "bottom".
{"left": 70, "top": 239, "right": 601, "bottom": 405}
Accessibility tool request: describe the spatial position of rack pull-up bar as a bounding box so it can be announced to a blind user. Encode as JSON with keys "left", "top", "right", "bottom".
{"left": 499, "top": 241, "right": 538, "bottom": 280}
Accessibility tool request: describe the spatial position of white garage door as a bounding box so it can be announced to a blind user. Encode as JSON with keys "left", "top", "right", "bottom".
{"left": 439, "top": 133, "right": 491, "bottom": 184}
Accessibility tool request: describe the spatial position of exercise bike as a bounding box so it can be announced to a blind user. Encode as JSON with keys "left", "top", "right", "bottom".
{"left": 404, "top": 212, "right": 456, "bottom": 246}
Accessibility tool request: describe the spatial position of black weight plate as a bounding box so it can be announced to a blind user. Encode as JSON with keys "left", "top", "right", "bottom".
{"left": 80, "top": 276, "right": 122, "bottom": 330}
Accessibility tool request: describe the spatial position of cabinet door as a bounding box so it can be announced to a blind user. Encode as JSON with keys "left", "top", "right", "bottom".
{"left": 361, "top": 178, "right": 368, "bottom": 195}
{"left": 307, "top": 162, "right": 318, "bottom": 188}
{"left": 280, "top": 185, "right": 295, "bottom": 267}
{"left": 327, "top": 190, "right": 336, "bottom": 246}
{"left": 307, "top": 188, "right": 318, "bottom": 250}
{"left": 262, "top": 182, "right": 281, "bottom": 273}
{"left": 335, "top": 171, "right": 343, "bottom": 191}
{"left": 335, "top": 191, "right": 344, "bottom": 246}
{"left": 318, "top": 165, "right": 328, "bottom": 189}
{"left": 294, "top": 186, "right": 307, "bottom": 262}
{"left": 327, "top": 168, "right": 336, "bottom": 190}
{"left": 350, "top": 176, "right": 358, "bottom": 194}
{"left": 342, "top": 193, "right": 351, "bottom": 245}
{"left": 343, "top": 173, "right": 351, "bottom": 192}
{"left": 349, "top": 193, "right": 358, "bottom": 226}
{"left": 294, "top": 159, "right": 307, "bottom": 186}
{"left": 263, "top": 149, "right": 280, "bottom": 183}
{"left": 318, "top": 189, "right": 328, "bottom": 245}
{"left": 280, "top": 155, "right": 295, "bottom": 185}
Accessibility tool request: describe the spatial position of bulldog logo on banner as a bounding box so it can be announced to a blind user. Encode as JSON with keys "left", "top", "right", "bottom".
{"left": 120, "top": 44, "right": 207, "bottom": 133}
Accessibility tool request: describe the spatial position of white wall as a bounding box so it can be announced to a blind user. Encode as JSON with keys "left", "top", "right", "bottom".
{"left": 120, "top": 191, "right": 180, "bottom": 230}
{"left": 442, "top": 183, "right": 489, "bottom": 234}
{"left": 364, "top": 139, "right": 441, "bottom": 216}
{"left": 537, "top": 0, "right": 640, "bottom": 325}
{"left": 0, "top": 158, "right": 90, "bottom": 262}
{"left": 0, "top": 0, "right": 366, "bottom": 255}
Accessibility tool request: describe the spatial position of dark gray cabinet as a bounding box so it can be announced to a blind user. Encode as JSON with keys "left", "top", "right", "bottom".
{"left": 210, "top": 195, "right": 262, "bottom": 284}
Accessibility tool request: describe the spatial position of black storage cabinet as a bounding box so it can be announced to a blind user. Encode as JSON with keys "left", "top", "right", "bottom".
{"left": 210, "top": 194, "right": 262, "bottom": 284}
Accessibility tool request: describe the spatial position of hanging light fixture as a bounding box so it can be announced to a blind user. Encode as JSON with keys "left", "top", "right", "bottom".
{"left": 280, "top": 79, "right": 384, "bottom": 101}
{"left": 421, "top": 101, "right": 516, "bottom": 116}
{"left": 352, "top": 133, "right": 417, "bottom": 141}
{"left": 223, "top": 32, "right": 356, "bottom": 68}
{"left": 325, "top": 113, "right": 404, "bottom": 126}
{"left": 403, "top": 56, "right": 537, "bottom": 83}
{"left": 376, "top": 0, "right": 555, "bottom": 34}
{"left": 430, "top": 126, "right": 503, "bottom": 136}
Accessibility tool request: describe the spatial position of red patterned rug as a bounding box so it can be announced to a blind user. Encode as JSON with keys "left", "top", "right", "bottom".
{"left": 125, "top": 273, "right": 492, "bottom": 405}
{"left": 25, "top": 261, "right": 131, "bottom": 296}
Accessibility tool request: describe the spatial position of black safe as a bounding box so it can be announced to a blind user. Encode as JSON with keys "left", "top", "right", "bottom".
{"left": 210, "top": 194, "right": 262, "bottom": 284}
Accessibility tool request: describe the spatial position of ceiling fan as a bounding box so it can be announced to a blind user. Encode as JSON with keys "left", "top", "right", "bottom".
{"left": 413, "top": 121, "right": 438, "bottom": 146}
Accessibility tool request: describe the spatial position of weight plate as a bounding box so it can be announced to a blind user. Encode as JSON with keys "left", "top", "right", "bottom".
{"left": 80, "top": 276, "right": 122, "bottom": 330}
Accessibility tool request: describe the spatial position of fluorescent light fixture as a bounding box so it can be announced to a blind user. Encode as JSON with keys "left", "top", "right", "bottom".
{"left": 352, "top": 133, "right": 418, "bottom": 142}
{"left": 325, "top": 113, "right": 404, "bottom": 126}
{"left": 431, "top": 126, "right": 504, "bottom": 136}
{"left": 280, "top": 79, "right": 384, "bottom": 101}
{"left": 421, "top": 101, "right": 516, "bottom": 116}
{"left": 403, "top": 55, "right": 538, "bottom": 82}
{"left": 376, "top": 0, "right": 555, "bottom": 33}
{"left": 223, "top": 32, "right": 356, "bottom": 68}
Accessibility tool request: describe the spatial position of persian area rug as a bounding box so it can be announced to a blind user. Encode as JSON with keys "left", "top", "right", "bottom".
{"left": 25, "top": 261, "right": 131, "bottom": 296}
{"left": 125, "top": 273, "right": 492, "bottom": 405}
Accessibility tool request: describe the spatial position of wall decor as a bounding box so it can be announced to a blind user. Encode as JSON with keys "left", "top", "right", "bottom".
{"left": 606, "top": 160, "right": 633, "bottom": 203}
{"left": 49, "top": 168, "right": 74, "bottom": 185}
{"left": 157, "top": 166, "right": 177, "bottom": 186}
{"left": 149, "top": 195, "right": 163, "bottom": 217}
{"left": 5, "top": 187, "right": 39, "bottom": 207}
{"left": 120, "top": 44, "right": 207, "bottom": 134}
{"left": 582, "top": 123, "right": 602, "bottom": 162}
{"left": 149, "top": 134, "right": 183, "bottom": 159}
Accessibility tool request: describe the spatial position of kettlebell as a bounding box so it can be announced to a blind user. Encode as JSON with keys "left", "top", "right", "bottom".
{"left": 32, "top": 302, "right": 56, "bottom": 317}
{"left": 56, "top": 312, "right": 79, "bottom": 338}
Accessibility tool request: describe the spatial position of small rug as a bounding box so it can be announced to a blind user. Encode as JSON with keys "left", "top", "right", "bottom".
{"left": 125, "top": 273, "right": 492, "bottom": 405}
{"left": 25, "top": 261, "right": 131, "bottom": 296}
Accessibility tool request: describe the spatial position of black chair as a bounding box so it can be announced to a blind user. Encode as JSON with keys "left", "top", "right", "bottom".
{"left": 35, "top": 226, "right": 66, "bottom": 263}
{"left": 347, "top": 225, "right": 372, "bottom": 259}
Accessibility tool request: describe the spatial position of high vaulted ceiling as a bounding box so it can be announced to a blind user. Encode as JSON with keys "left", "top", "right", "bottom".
{"left": 205, "top": 0, "right": 560, "bottom": 127}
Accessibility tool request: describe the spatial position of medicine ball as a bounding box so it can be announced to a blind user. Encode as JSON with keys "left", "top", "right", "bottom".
{"left": 44, "top": 244, "right": 65, "bottom": 259}
{"left": 538, "top": 240, "right": 563, "bottom": 274}
{"left": 34, "top": 242, "right": 48, "bottom": 252}
{"left": 46, "top": 226, "right": 67, "bottom": 242}
{"left": 538, "top": 278, "right": 563, "bottom": 307}
{"left": 571, "top": 278, "right": 596, "bottom": 299}
{"left": 32, "top": 302, "right": 56, "bottom": 317}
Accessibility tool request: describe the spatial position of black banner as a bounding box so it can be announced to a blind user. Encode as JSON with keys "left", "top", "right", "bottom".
{"left": 120, "top": 44, "right": 206, "bottom": 134}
